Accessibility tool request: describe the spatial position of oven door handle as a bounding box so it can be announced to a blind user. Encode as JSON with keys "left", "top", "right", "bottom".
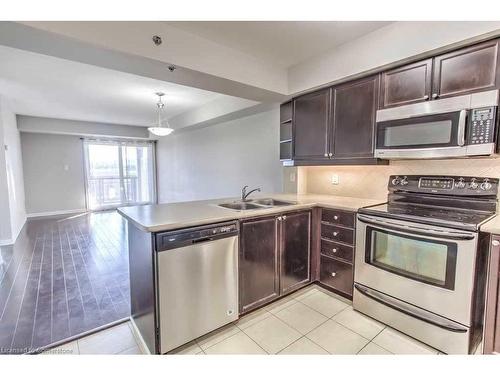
{"left": 354, "top": 284, "right": 468, "bottom": 333}
{"left": 357, "top": 215, "right": 476, "bottom": 241}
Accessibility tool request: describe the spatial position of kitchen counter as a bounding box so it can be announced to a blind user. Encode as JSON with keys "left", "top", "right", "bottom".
{"left": 117, "top": 193, "right": 384, "bottom": 232}
{"left": 480, "top": 214, "right": 500, "bottom": 235}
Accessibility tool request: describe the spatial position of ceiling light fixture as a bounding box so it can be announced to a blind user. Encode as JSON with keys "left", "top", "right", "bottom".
{"left": 148, "top": 92, "right": 174, "bottom": 137}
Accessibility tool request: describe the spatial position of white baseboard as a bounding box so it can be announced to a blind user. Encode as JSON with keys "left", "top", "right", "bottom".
{"left": 27, "top": 208, "right": 87, "bottom": 219}
{"left": 0, "top": 216, "right": 27, "bottom": 247}
{"left": 0, "top": 239, "right": 13, "bottom": 246}
{"left": 129, "top": 317, "right": 151, "bottom": 355}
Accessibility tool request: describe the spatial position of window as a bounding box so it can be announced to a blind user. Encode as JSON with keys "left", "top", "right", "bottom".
{"left": 83, "top": 139, "right": 155, "bottom": 210}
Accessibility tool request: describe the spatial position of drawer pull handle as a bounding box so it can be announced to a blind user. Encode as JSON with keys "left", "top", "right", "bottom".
{"left": 331, "top": 272, "right": 336, "bottom": 277}
{"left": 493, "top": 240, "right": 500, "bottom": 246}
{"left": 334, "top": 215, "right": 338, "bottom": 220}
{"left": 332, "top": 248, "right": 338, "bottom": 253}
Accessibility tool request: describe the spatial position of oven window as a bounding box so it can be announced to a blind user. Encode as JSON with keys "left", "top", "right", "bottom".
{"left": 382, "top": 120, "right": 452, "bottom": 147}
{"left": 366, "top": 227, "right": 457, "bottom": 289}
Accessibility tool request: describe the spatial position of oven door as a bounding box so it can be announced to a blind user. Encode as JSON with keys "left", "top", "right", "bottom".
{"left": 374, "top": 109, "right": 467, "bottom": 159}
{"left": 355, "top": 214, "right": 478, "bottom": 325}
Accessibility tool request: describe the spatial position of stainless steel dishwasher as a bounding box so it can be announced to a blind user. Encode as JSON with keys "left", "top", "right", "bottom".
{"left": 156, "top": 221, "right": 239, "bottom": 353}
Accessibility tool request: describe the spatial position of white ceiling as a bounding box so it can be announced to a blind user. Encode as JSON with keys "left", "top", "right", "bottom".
{"left": 0, "top": 45, "right": 223, "bottom": 126}
{"left": 167, "top": 21, "right": 393, "bottom": 67}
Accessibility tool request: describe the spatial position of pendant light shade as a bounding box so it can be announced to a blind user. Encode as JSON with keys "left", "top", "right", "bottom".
{"left": 148, "top": 92, "right": 174, "bottom": 137}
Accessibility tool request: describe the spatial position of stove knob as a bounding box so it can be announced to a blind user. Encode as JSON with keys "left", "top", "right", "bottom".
{"left": 400, "top": 176, "right": 408, "bottom": 186}
{"left": 481, "top": 178, "right": 492, "bottom": 191}
{"left": 470, "top": 178, "right": 479, "bottom": 190}
{"left": 455, "top": 178, "right": 466, "bottom": 189}
{"left": 391, "top": 176, "right": 401, "bottom": 185}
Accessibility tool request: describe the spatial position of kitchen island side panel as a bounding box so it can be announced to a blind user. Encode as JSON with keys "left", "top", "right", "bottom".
{"left": 128, "top": 222, "right": 157, "bottom": 354}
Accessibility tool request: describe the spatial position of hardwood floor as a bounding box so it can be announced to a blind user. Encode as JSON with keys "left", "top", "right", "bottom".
{"left": 0, "top": 211, "right": 129, "bottom": 354}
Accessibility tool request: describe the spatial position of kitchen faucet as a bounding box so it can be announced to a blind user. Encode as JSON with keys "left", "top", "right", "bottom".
{"left": 241, "top": 185, "right": 261, "bottom": 201}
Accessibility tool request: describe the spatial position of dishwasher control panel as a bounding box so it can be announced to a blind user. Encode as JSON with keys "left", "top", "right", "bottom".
{"left": 156, "top": 221, "right": 238, "bottom": 251}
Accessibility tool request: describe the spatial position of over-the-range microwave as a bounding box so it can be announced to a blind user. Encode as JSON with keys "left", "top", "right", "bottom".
{"left": 374, "top": 89, "right": 499, "bottom": 159}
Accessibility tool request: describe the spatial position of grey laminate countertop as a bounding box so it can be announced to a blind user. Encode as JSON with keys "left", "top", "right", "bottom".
{"left": 479, "top": 214, "right": 500, "bottom": 235}
{"left": 117, "top": 193, "right": 384, "bottom": 233}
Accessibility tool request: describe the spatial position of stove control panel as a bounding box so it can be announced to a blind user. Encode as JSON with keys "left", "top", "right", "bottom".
{"left": 388, "top": 175, "right": 499, "bottom": 196}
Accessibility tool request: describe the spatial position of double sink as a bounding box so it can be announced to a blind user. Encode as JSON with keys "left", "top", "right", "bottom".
{"left": 218, "top": 198, "right": 296, "bottom": 211}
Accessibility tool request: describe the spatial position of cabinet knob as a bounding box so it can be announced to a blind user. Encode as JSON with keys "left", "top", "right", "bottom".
{"left": 432, "top": 93, "right": 439, "bottom": 99}
{"left": 423, "top": 94, "right": 429, "bottom": 100}
{"left": 333, "top": 231, "right": 338, "bottom": 237}
{"left": 282, "top": 215, "right": 287, "bottom": 220}
{"left": 332, "top": 248, "right": 338, "bottom": 253}
{"left": 277, "top": 216, "right": 282, "bottom": 221}
{"left": 333, "top": 215, "right": 339, "bottom": 220}
{"left": 328, "top": 153, "right": 333, "bottom": 157}
{"left": 493, "top": 240, "right": 500, "bottom": 246}
{"left": 324, "top": 153, "right": 328, "bottom": 157}
{"left": 331, "top": 272, "right": 336, "bottom": 277}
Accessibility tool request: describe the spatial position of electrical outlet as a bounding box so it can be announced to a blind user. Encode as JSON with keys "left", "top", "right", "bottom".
{"left": 331, "top": 174, "right": 339, "bottom": 185}
{"left": 290, "top": 172, "right": 296, "bottom": 182}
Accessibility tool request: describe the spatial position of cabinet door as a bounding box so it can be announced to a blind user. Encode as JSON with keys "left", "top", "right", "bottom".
{"left": 239, "top": 216, "right": 279, "bottom": 313}
{"left": 380, "top": 58, "right": 432, "bottom": 108}
{"left": 280, "top": 211, "right": 311, "bottom": 295}
{"left": 331, "top": 75, "right": 379, "bottom": 159}
{"left": 293, "top": 89, "right": 331, "bottom": 160}
{"left": 484, "top": 235, "right": 500, "bottom": 354}
{"left": 433, "top": 40, "right": 500, "bottom": 99}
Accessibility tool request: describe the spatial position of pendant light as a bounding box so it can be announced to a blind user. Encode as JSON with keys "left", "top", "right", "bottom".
{"left": 148, "top": 92, "right": 174, "bottom": 136}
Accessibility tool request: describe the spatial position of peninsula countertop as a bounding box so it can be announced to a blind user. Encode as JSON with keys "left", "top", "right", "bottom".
{"left": 117, "top": 193, "right": 384, "bottom": 233}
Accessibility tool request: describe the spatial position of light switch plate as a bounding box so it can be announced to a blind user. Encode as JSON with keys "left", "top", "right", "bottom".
{"left": 331, "top": 174, "right": 339, "bottom": 185}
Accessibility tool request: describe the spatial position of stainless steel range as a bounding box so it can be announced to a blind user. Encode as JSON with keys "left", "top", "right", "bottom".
{"left": 353, "top": 175, "right": 499, "bottom": 354}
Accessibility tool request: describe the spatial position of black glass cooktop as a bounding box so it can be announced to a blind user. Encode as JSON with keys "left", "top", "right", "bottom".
{"left": 359, "top": 203, "right": 496, "bottom": 231}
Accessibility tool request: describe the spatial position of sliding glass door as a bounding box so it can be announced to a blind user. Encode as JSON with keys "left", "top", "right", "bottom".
{"left": 84, "top": 140, "right": 155, "bottom": 210}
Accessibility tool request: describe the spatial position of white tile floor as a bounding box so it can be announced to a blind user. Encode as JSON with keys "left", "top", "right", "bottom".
{"left": 43, "top": 285, "right": 440, "bottom": 355}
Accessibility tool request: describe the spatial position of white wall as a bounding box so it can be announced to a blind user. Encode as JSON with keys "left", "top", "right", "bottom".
{"left": 0, "top": 97, "right": 26, "bottom": 243}
{"left": 157, "top": 109, "right": 283, "bottom": 203}
{"left": 289, "top": 21, "right": 500, "bottom": 94}
{"left": 21, "top": 133, "right": 86, "bottom": 216}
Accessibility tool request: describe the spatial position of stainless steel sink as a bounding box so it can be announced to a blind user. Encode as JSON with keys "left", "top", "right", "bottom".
{"left": 251, "top": 198, "right": 296, "bottom": 207}
{"left": 218, "top": 202, "right": 265, "bottom": 211}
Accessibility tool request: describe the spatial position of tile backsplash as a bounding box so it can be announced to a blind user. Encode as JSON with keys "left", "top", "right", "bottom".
{"left": 300, "top": 158, "right": 500, "bottom": 201}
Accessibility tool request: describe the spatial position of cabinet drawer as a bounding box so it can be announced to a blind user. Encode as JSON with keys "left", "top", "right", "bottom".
{"left": 321, "top": 209, "right": 355, "bottom": 228}
{"left": 321, "top": 223, "right": 354, "bottom": 245}
{"left": 320, "top": 239, "right": 353, "bottom": 263}
{"left": 320, "top": 256, "right": 353, "bottom": 296}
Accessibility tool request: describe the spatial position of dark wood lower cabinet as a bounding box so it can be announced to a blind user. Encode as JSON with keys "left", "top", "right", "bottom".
{"left": 280, "top": 211, "right": 311, "bottom": 295}
{"left": 320, "top": 255, "right": 354, "bottom": 297}
{"left": 239, "top": 210, "right": 311, "bottom": 314}
{"left": 484, "top": 235, "right": 500, "bottom": 354}
{"left": 239, "top": 215, "right": 279, "bottom": 314}
{"left": 317, "top": 208, "right": 356, "bottom": 299}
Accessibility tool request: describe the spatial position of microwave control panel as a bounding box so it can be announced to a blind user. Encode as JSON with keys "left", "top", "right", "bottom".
{"left": 468, "top": 107, "right": 496, "bottom": 145}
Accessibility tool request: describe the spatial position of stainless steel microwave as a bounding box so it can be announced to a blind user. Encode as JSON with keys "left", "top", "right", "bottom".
{"left": 374, "top": 90, "right": 499, "bottom": 159}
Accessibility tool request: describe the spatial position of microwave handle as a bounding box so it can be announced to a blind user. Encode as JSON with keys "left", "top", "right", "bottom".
{"left": 457, "top": 109, "right": 467, "bottom": 146}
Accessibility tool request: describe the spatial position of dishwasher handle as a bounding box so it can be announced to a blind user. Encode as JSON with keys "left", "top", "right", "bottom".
{"left": 156, "top": 221, "right": 238, "bottom": 251}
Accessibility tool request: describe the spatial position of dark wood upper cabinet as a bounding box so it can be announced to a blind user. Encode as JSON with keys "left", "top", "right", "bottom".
{"left": 239, "top": 216, "right": 279, "bottom": 314}
{"left": 380, "top": 58, "right": 433, "bottom": 108}
{"left": 433, "top": 39, "right": 500, "bottom": 99}
{"left": 484, "top": 235, "right": 500, "bottom": 354}
{"left": 293, "top": 89, "right": 330, "bottom": 160}
{"left": 280, "top": 211, "right": 311, "bottom": 295}
{"left": 331, "top": 75, "right": 379, "bottom": 159}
